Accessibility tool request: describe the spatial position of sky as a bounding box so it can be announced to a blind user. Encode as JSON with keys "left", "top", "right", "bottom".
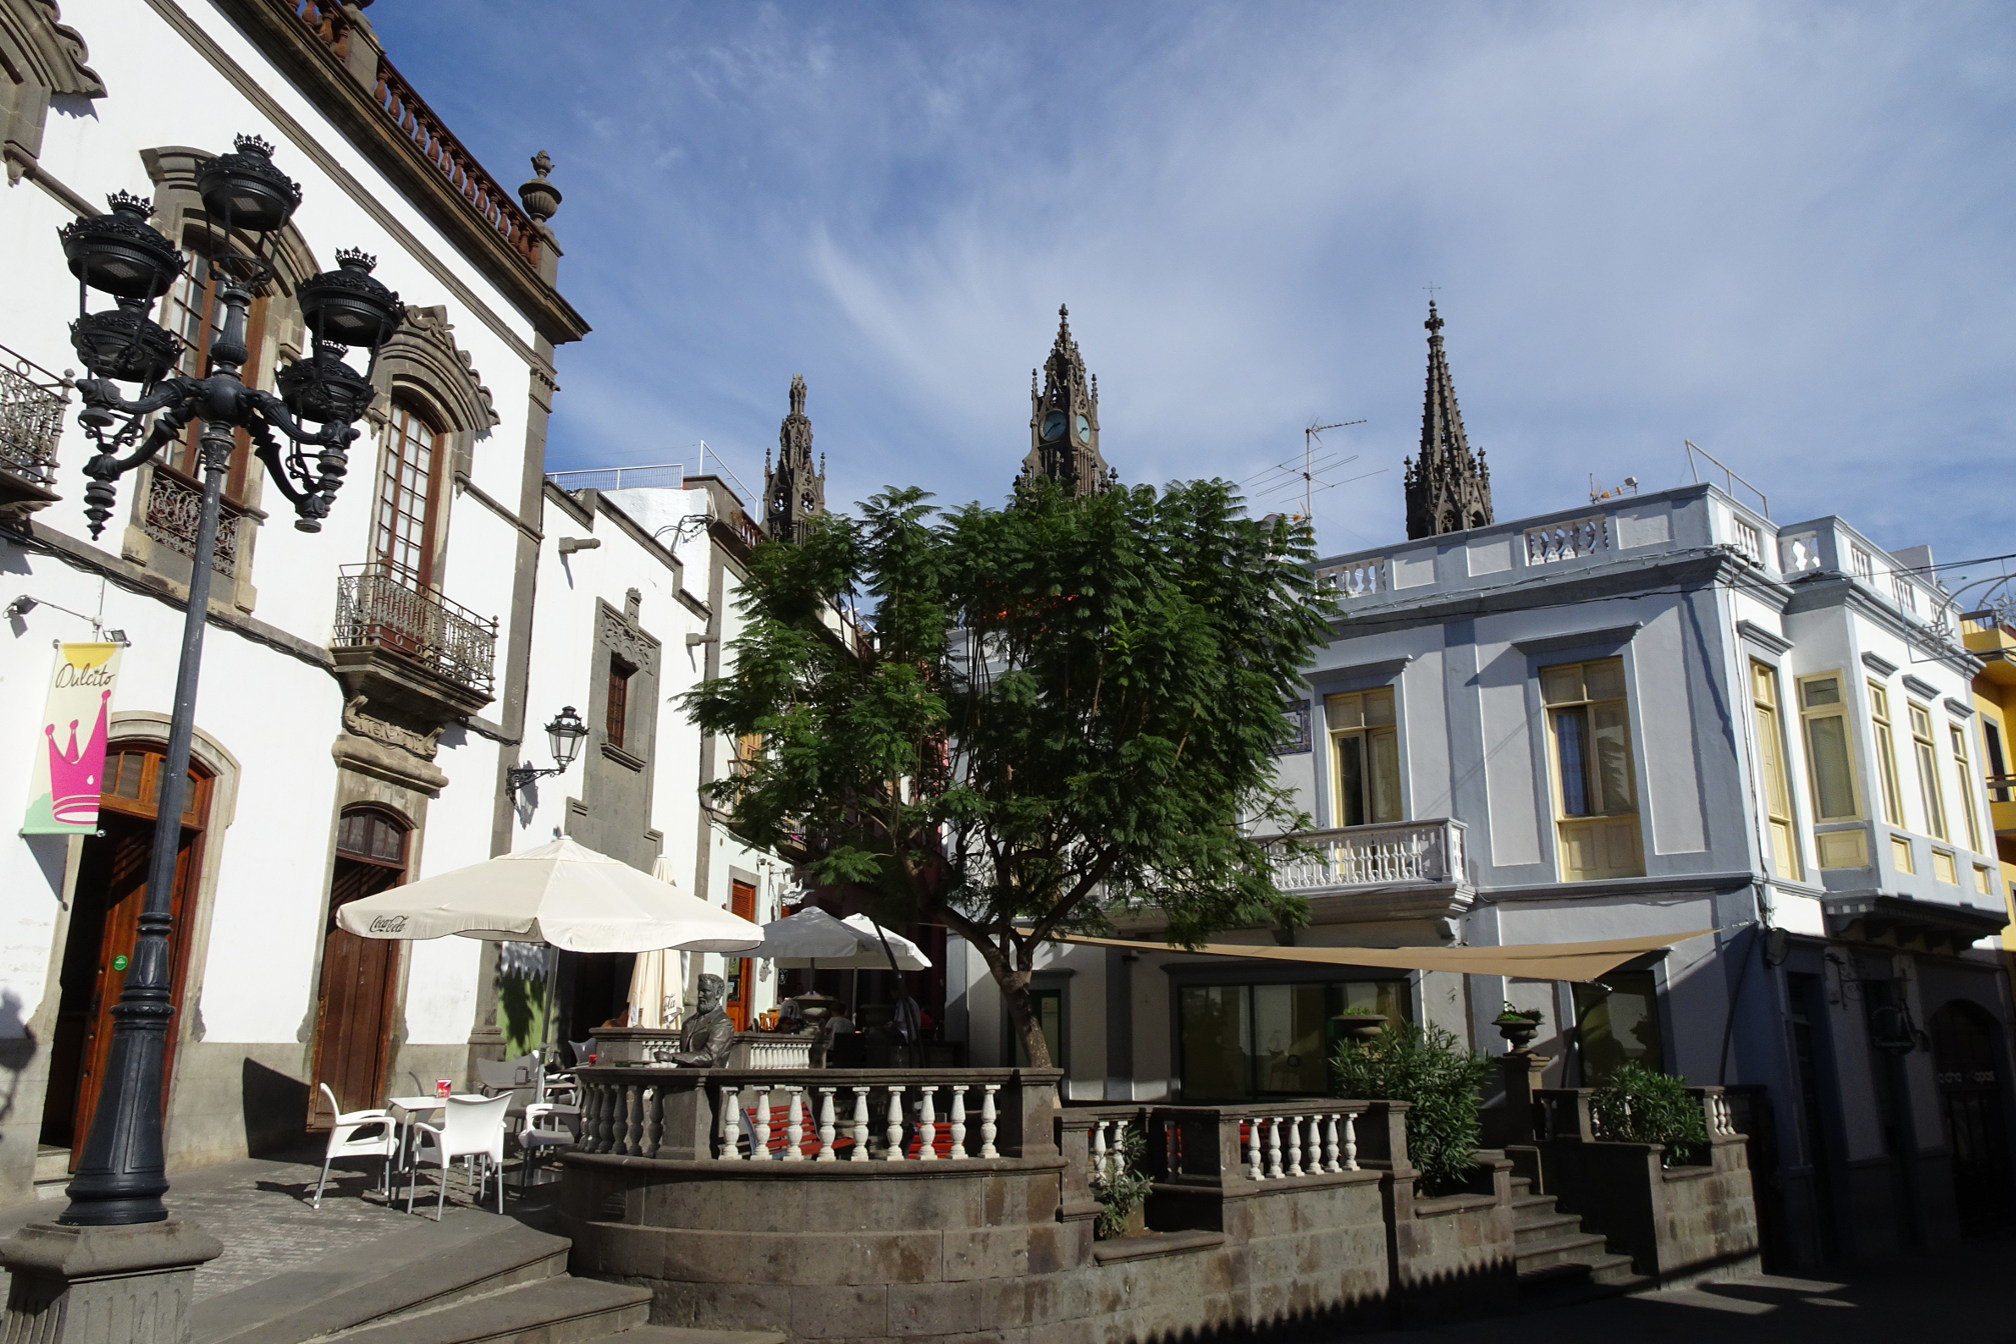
{"left": 371, "top": 1, "right": 2016, "bottom": 581}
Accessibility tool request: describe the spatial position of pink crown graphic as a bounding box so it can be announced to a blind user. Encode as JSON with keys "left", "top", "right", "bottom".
{"left": 46, "top": 689, "right": 112, "bottom": 824}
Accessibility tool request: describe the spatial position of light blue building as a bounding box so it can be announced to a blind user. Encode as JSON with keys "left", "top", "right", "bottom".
{"left": 954, "top": 309, "right": 2014, "bottom": 1267}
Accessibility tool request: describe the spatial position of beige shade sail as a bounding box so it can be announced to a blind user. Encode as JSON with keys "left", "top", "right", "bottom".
{"left": 1036, "top": 927, "right": 1723, "bottom": 982}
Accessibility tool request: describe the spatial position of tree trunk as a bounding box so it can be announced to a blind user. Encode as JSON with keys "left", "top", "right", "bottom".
{"left": 996, "top": 966, "right": 1051, "bottom": 1070}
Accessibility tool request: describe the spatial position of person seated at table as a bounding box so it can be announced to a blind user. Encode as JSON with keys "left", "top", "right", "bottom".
{"left": 664, "top": 973, "right": 735, "bottom": 1067}
{"left": 826, "top": 1007, "right": 856, "bottom": 1036}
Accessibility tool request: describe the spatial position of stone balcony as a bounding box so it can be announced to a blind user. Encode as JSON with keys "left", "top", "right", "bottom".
{"left": 1265, "top": 817, "right": 1474, "bottom": 925}
{"left": 330, "top": 562, "right": 498, "bottom": 723}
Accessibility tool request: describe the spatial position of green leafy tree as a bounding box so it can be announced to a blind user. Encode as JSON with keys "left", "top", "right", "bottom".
{"left": 1330, "top": 1024, "right": 1489, "bottom": 1193}
{"left": 684, "top": 479, "right": 1335, "bottom": 1066}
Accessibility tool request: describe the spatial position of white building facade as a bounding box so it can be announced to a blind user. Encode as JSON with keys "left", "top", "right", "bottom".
{"left": 0, "top": 0, "right": 585, "bottom": 1200}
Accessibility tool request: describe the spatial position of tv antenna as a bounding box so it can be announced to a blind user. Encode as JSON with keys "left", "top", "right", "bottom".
{"left": 1243, "top": 418, "right": 1370, "bottom": 522}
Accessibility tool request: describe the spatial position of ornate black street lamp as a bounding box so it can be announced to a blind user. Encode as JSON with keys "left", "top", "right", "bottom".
{"left": 53, "top": 136, "right": 403, "bottom": 1227}
{"left": 507, "top": 706, "right": 589, "bottom": 797}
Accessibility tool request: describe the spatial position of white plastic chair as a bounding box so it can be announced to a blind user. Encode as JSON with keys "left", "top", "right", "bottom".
{"left": 312, "top": 1082, "right": 397, "bottom": 1209}
{"left": 406, "top": 1092, "right": 512, "bottom": 1219}
{"left": 518, "top": 1101, "right": 581, "bottom": 1190}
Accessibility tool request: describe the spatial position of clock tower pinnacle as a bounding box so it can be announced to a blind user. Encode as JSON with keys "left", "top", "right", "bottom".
{"left": 1019, "top": 304, "right": 1112, "bottom": 497}
{"left": 764, "top": 374, "right": 825, "bottom": 543}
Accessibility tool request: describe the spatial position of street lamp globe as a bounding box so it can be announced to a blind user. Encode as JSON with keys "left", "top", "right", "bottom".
{"left": 194, "top": 134, "right": 302, "bottom": 237}
{"left": 546, "top": 706, "right": 588, "bottom": 770}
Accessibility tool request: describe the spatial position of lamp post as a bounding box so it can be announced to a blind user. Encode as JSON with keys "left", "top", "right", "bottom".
{"left": 51, "top": 136, "right": 403, "bottom": 1228}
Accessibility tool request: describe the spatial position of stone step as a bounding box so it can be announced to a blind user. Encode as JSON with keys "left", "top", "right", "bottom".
{"left": 1513, "top": 1230, "right": 1615, "bottom": 1275}
{"left": 196, "top": 1219, "right": 571, "bottom": 1344}
{"left": 1517, "top": 1255, "right": 1651, "bottom": 1309}
{"left": 591, "top": 1327, "right": 788, "bottom": 1344}
{"left": 328, "top": 1277, "right": 651, "bottom": 1344}
{"left": 1511, "top": 1210, "right": 1585, "bottom": 1246}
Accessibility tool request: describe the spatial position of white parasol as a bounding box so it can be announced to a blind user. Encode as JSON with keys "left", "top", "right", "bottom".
{"left": 751, "top": 907, "right": 932, "bottom": 972}
{"left": 336, "top": 835, "right": 764, "bottom": 954}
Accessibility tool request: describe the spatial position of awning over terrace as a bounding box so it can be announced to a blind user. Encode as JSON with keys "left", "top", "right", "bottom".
{"left": 1038, "top": 927, "right": 1724, "bottom": 982}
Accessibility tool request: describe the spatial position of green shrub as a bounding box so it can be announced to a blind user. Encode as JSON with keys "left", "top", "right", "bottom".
{"left": 1589, "top": 1061, "right": 1709, "bottom": 1164}
{"left": 1330, "top": 1024, "right": 1488, "bottom": 1194}
{"left": 1092, "top": 1127, "right": 1154, "bottom": 1239}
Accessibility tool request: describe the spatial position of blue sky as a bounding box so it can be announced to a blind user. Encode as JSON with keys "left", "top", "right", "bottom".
{"left": 373, "top": 2, "right": 2015, "bottom": 580}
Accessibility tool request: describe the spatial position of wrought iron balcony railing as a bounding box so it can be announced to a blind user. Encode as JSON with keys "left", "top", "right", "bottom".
{"left": 0, "top": 342, "right": 70, "bottom": 489}
{"left": 333, "top": 562, "right": 497, "bottom": 696}
{"left": 142, "top": 465, "right": 247, "bottom": 577}
{"left": 1264, "top": 818, "right": 1469, "bottom": 892}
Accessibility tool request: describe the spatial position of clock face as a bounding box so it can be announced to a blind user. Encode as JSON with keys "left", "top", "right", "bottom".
{"left": 1041, "top": 411, "right": 1066, "bottom": 442}
{"left": 1074, "top": 413, "right": 1092, "bottom": 442}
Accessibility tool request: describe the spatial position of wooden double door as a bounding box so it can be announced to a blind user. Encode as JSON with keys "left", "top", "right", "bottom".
{"left": 40, "top": 747, "right": 209, "bottom": 1167}
{"left": 309, "top": 808, "right": 411, "bottom": 1118}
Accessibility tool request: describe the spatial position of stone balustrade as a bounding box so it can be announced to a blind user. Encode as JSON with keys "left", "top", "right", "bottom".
{"left": 1530, "top": 1085, "right": 1740, "bottom": 1147}
{"left": 1267, "top": 818, "right": 1468, "bottom": 892}
{"left": 569, "top": 1065, "right": 1049, "bottom": 1164}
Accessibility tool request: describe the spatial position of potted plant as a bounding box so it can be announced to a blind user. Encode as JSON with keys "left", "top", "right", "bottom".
{"left": 1491, "top": 1002, "right": 1545, "bottom": 1049}
{"left": 1331, "top": 1010, "right": 1390, "bottom": 1044}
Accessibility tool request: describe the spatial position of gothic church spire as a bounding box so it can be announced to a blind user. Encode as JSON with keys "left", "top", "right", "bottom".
{"left": 1402, "top": 301, "right": 1492, "bottom": 539}
{"left": 1019, "top": 305, "right": 1112, "bottom": 496}
{"left": 764, "top": 374, "right": 825, "bottom": 543}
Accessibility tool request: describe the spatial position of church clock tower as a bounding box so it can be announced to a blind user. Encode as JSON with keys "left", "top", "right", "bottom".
{"left": 763, "top": 374, "right": 825, "bottom": 543}
{"left": 1019, "top": 305, "right": 1112, "bottom": 496}
{"left": 1402, "top": 301, "right": 1493, "bottom": 539}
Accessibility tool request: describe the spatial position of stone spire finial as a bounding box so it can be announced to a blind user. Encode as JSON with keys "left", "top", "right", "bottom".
{"left": 1402, "top": 299, "right": 1492, "bottom": 539}
{"left": 518, "top": 150, "right": 561, "bottom": 223}
{"left": 765, "top": 374, "right": 824, "bottom": 543}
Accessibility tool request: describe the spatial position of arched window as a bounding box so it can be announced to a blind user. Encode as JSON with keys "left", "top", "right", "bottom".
{"left": 373, "top": 399, "right": 447, "bottom": 587}
{"left": 159, "top": 247, "right": 269, "bottom": 501}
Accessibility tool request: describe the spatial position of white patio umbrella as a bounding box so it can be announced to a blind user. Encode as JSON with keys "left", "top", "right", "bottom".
{"left": 624, "top": 856, "right": 690, "bottom": 1028}
{"left": 336, "top": 835, "right": 764, "bottom": 954}
{"left": 750, "top": 907, "right": 932, "bottom": 972}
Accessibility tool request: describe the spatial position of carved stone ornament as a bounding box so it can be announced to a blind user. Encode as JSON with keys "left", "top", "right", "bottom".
{"left": 342, "top": 694, "right": 445, "bottom": 760}
{"left": 599, "top": 609, "right": 657, "bottom": 672}
{"left": 3, "top": 1, "right": 108, "bottom": 176}
{"left": 372, "top": 304, "right": 498, "bottom": 432}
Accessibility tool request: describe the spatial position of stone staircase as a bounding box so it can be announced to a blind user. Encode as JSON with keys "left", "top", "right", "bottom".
{"left": 1508, "top": 1175, "right": 1647, "bottom": 1305}
{"left": 192, "top": 1216, "right": 781, "bottom": 1344}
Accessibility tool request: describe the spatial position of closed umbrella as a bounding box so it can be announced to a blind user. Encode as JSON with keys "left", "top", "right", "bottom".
{"left": 336, "top": 835, "right": 763, "bottom": 954}
{"left": 624, "top": 856, "right": 690, "bottom": 1028}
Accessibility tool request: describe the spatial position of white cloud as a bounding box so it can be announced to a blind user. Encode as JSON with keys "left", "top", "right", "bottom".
{"left": 375, "top": 0, "right": 2016, "bottom": 562}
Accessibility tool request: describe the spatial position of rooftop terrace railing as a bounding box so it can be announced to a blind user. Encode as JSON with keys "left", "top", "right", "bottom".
{"left": 287, "top": 0, "right": 544, "bottom": 270}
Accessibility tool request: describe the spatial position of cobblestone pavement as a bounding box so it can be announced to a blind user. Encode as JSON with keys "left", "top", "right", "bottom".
{"left": 0, "top": 1148, "right": 505, "bottom": 1303}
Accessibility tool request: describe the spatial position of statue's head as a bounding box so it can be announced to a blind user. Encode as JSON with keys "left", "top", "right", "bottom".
{"left": 695, "top": 972, "right": 725, "bottom": 1013}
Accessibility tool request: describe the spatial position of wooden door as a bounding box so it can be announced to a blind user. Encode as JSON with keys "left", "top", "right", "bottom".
{"left": 1932, "top": 1001, "right": 2013, "bottom": 1236}
{"left": 309, "top": 810, "right": 409, "bottom": 1120}
{"left": 725, "top": 880, "right": 757, "bottom": 1030}
{"left": 42, "top": 748, "right": 209, "bottom": 1165}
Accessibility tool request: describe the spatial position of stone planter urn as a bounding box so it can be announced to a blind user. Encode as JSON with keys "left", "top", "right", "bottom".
{"left": 1332, "top": 1011, "right": 1389, "bottom": 1044}
{"left": 1492, "top": 1009, "right": 1544, "bottom": 1049}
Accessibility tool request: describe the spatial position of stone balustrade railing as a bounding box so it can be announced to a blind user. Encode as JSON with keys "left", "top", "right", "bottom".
{"left": 1266, "top": 818, "right": 1468, "bottom": 892}
{"left": 1531, "top": 1085, "right": 1741, "bottom": 1148}
{"left": 568, "top": 1066, "right": 1056, "bottom": 1165}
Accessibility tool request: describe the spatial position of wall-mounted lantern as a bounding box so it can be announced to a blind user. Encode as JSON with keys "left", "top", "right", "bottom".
{"left": 507, "top": 706, "right": 588, "bottom": 798}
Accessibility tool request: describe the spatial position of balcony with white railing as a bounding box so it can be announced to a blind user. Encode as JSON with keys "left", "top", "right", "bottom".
{"left": 1265, "top": 818, "right": 1472, "bottom": 924}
